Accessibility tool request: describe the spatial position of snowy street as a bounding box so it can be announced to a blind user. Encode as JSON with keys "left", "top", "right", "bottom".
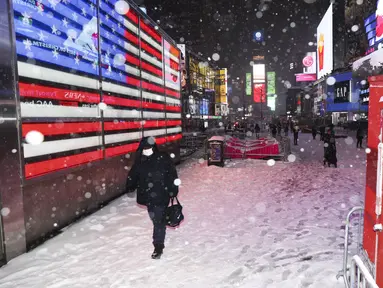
{"left": 0, "top": 132, "right": 367, "bottom": 288}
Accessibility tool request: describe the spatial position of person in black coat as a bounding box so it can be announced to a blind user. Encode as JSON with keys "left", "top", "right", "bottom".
{"left": 312, "top": 126, "right": 317, "bottom": 140}
{"left": 293, "top": 126, "right": 299, "bottom": 145}
{"left": 356, "top": 127, "right": 364, "bottom": 148}
{"left": 323, "top": 130, "right": 337, "bottom": 167}
{"left": 320, "top": 126, "right": 325, "bottom": 141}
{"left": 255, "top": 124, "right": 260, "bottom": 138}
{"left": 126, "top": 137, "right": 179, "bottom": 259}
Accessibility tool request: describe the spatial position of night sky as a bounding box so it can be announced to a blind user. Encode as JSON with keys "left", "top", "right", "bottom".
{"left": 140, "top": 0, "right": 330, "bottom": 113}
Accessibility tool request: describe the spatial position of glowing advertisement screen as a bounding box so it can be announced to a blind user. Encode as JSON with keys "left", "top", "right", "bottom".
{"left": 13, "top": 0, "right": 181, "bottom": 179}
{"left": 317, "top": 3, "right": 333, "bottom": 79}
{"left": 377, "top": 0, "right": 383, "bottom": 43}
{"left": 253, "top": 84, "right": 266, "bottom": 103}
{"left": 253, "top": 64, "right": 265, "bottom": 84}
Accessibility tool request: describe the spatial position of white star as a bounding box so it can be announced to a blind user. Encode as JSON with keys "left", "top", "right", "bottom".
{"left": 106, "top": 65, "right": 112, "bottom": 75}
{"left": 112, "top": 45, "right": 116, "bottom": 50}
{"left": 81, "top": 8, "right": 86, "bottom": 16}
{"left": 99, "top": 18, "right": 103, "bottom": 25}
{"left": 37, "top": 30, "right": 47, "bottom": 42}
{"left": 111, "top": 10, "right": 115, "bottom": 16}
{"left": 117, "top": 39, "right": 122, "bottom": 46}
{"left": 23, "top": 39, "right": 32, "bottom": 50}
{"left": 117, "top": 23, "right": 121, "bottom": 29}
{"left": 62, "top": 18, "right": 68, "bottom": 28}
{"left": 106, "top": 31, "right": 110, "bottom": 38}
{"left": 37, "top": 3, "right": 44, "bottom": 15}
{"left": 90, "top": 3, "right": 94, "bottom": 10}
{"left": 119, "top": 71, "right": 123, "bottom": 78}
{"left": 92, "top": 60, "right": 97, "bottom": 70}
{"left": 62, "top": 0, "right": 69, "bottom": 4}
{"left": 74, "top": 55, "right": 80, "bottom": 65}
{"left": 72, "top": 12, "right": 78, "bottom": 22}
{"left": 22, "top": 12, "right": 31, "bottom": 25}
{"left": 52, "top": 49, "right": 59, "bottom": 59}
{"left": 112, "top": 27, "right": 116, "bottom": 34}
{"left": 105, "top": 15, "right": 109, "bottom": 21}
{"left": 106, "top": 50, "right": 110, "bottom": 57}
{"left": 52, "top": 25, "right": 58, "bottom": 34}
{"left": 49, "top": 0, "right": 58, "bottom": 10}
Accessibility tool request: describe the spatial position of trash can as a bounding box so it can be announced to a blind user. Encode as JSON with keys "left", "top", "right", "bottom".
{"left": 207, "top": 136, "right": 225, "bottom": 167}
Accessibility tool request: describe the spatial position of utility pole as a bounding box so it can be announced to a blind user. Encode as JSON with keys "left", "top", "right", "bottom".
{"left": 242, "top": 78, "right": 246, "bottom": 120}
{"left": 260, "top": 87, "right": 263, "bottom": 124}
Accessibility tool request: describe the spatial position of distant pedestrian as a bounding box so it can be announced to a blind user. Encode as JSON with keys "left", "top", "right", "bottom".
{"left": 320, "top": 126, "right": 326, "bottom": 141}
{"left": 255, "top": 124, "right": 261, "bottom": 139}
{"left": 293, "top": 125, "right": 299, "bottom": 145}
{"left": 271, "top": 125, "right": 277, "bottom": 138}
{"left": 323, "top": 129, "right": 337, "bottom": 168}
{"left": 312, "top": 126, "right": 317, "bottom": 140}
{"left": 277, "top": 123, "right": 282, "bottom": 135}
{"left": 356, "top": 127, "right": 364, "bottom": 148}
{"left": 126, "top": 137, "right": 179, "bottom": 259}
{"left": 284, "top": 124, "right": 289, "bottom": 136}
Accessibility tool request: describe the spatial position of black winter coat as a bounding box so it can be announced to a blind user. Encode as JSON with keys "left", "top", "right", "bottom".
{"left": 126, "top": 138, "right": 179, "bottom": 207}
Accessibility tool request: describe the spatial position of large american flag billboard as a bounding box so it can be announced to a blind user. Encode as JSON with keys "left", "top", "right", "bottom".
{"left": 13, "top": 0, "right": 181, "bottom": 179}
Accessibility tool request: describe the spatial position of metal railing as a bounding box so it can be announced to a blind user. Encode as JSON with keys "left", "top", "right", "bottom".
{"left": 350, "top": 255, "right": 379, "bottom": 288}
{"left": 337, "top": 206, "right": 369, "bottom": 288}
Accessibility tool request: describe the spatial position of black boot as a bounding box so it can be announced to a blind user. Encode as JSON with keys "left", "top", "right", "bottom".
{"left": 151, "top": 244, "right": 164, "bottom": 259}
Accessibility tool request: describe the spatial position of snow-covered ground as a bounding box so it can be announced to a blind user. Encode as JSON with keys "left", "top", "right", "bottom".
{"left": 0, "top": 132, "right": 367, "bottom": 288}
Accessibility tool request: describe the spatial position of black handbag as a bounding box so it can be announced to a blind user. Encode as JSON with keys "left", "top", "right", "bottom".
{"left": 165, "top": 197, "right": 184, "bottom": 227}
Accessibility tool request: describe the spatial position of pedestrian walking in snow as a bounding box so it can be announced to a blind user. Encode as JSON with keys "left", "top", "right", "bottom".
{"left": 356, "top": 127, "right": 364, "bottom": 148}
{"left": 126, "top": 137, "right": 179, "bottom": 259}
{"left": 284, "top": 124, "right": 289, "bottom": 136}
{"left": 323, "top": 129, "right": 337, "bottom": 167}
{"left": 271, "top": 125, "right": 277, "bottom": 138}
{"left": 255, "top": 123, "right": 260, "bottom": 139}
{"left": 320, "top": 126, "right": 325, "bottom": 141}
{"left": 293, "top": 125, "right": 299, "bottom": 145}
{"left": 312, "top": 126, "right": 317, "bottom": 140}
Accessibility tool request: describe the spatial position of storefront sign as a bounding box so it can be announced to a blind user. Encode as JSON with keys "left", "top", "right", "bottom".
{"left": 360, "top": 86, "right": 370, "bottom": 105}
{"left": 267, "top": 71, "right": 276, "bottom": 95}
{"left": 295, "top": 73, "right": 317, "bottom": 82}
{"left": 302, "top": 52, "right": 317, "bottom": 74}
{"left": 246, "top": 73, "right": 252, "bottom": 96}
{"left": 334, "top": 80, "right": 351, "bottom": 103}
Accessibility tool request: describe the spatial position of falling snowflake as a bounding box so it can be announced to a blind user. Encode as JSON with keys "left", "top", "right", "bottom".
{"left": 174, "top": 178, "right": 181, "bottom": 186}
{"left": 115, "top": 0, "right": 130, "bottom": 15}
{"left": 344, "top": 137, "right": 354, "bottom": 145}
{"left": 1, "top": 208, "right": 10, "bottom": 217}
{"left": 290, "top": 22, "right": 296, "bottom": 28}
{"left": 326, "top": 77, "right": 336, "bottom": 86}
{"left": 98, "top": 102, "right": 108, "bottom": 110}
{"left": 212, "top": 53, "right": 220, "bottom": 61}
{"left": 287, "top": 154, "right": 296, "bottom": 162}
{"left": 305, "top": 94, "right": 310, "bottom": 99}
{"left": 85, "top": 192, "right": 92, "bottom": 198}
{"left": 351, "top": 25, "right": 359, "bottom": 32}
{"left": 25, "top": 130, "right": 44, "bottom": 145}
{"left": 12, "top": 149, "right": 17, "bottom": 153}
{"left": 267, "top": 159, "right": 276, "bottom": 166}
{"left": 170, "top": 153, "right": 175, "bottom": 158}
{"left": 365, "top": 148, "right": 371, "bottom": 154}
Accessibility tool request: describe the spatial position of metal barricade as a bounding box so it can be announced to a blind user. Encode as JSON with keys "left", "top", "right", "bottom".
{"left": 337, "top": 206, "right": 366, "bottom": 288}
{"left": 350, "top": 255, "right": 378, "bottom": 288}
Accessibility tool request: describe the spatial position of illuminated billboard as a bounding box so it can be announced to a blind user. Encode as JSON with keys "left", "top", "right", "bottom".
{"left": 246, "top": 73, "right": 252, "bottom": 96}
{"left": 267, "top": 95, "right": 276, "bottom": 111}
{"left": 302, "top": 52, "right": 316, "bottom": 74}
{"left": 267, "top": 72, "right": 276, "bottom": 95}
{"left": 253, "top": 64, "right": 265, "bottom": 83}
{"left": 253, "top": 84, "right": 266, "bottom": 103}
{"left": 377, "top": 0, "right": 383, "bottom": 43}
{"left": 317, "top": 3, "right": 333, "bottom": 79}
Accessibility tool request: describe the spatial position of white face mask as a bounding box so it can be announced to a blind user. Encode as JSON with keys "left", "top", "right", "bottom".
{"left": 142, "top": 148, "right": 153, "bottom": 156}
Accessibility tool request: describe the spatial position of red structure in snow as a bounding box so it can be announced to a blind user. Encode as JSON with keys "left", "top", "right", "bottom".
{"left": 353, "top": 48, "right": 383, "bottom": 286}
{"left": 224, "top": 137, "right": 279, "bottom": 159}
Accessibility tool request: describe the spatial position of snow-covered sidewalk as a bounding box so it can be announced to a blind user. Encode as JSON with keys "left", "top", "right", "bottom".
{"left": 0, "top": 133, "right": 367, "bottom": 288}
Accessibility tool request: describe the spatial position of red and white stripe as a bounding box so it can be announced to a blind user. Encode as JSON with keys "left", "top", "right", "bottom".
{"left": 18, "top": 5, "right": 182, "bottom": 179}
